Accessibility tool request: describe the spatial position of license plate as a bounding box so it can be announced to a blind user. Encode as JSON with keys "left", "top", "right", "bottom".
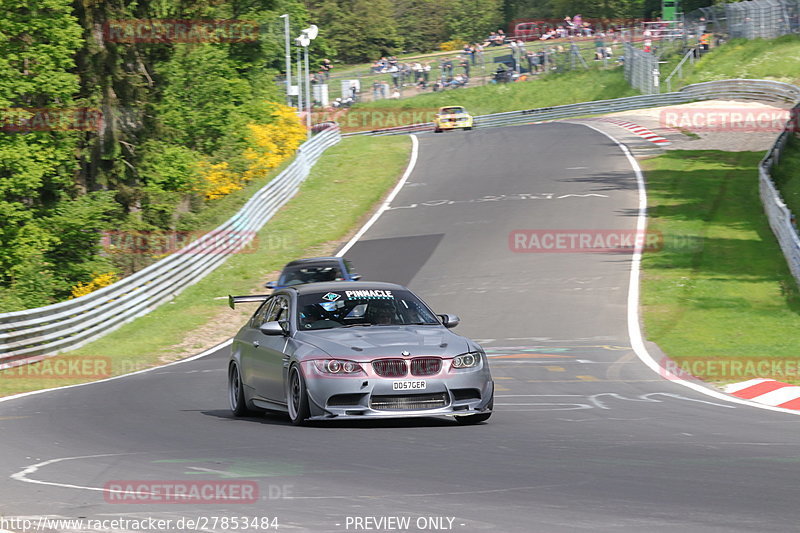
{"left": 392, "top": 380, "right": 426, "bottom": 391}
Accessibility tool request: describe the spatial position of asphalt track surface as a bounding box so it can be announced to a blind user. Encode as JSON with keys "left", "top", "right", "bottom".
{"left": 1, "top": 124, "right": 800, "bottom": 533}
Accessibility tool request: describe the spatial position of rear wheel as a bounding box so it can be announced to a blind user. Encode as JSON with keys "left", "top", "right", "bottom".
{"left": 287, "top": 364, "right": 310, "bottom": 426}
{"left": 434, "top": 127, "right": 442, "bottom": 133}
{"left": 455, "top": 397, "right": 493, "bottom": 425}
{"left": 229, "top": 362, "right": 254, "bottom": 417}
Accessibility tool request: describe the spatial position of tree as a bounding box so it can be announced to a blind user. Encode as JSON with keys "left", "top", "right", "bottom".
{"left": 447, "top": 0, "right": 504, "bottom": 43}
{"left": 393, "top": 0, "right": 455, "bottom": 52}
{"left": 308, "top": 0, "right": 403, "bottom": 62}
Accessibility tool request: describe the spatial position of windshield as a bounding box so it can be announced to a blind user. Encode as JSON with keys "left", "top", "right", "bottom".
{"left": 279, "top": 263, "right": 342, "bottom": 286}
{"left": 297, "top": 288, "right": 439, "bottom": 330}
{"left": 441, "top": 107, "right": 466, "bottom": 115}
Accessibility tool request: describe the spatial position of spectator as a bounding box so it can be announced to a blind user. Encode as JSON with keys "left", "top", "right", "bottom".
{"left": 320, "top": 58, "right": 332, "bottom": 79}
{"left": 412, "top": 62, "right": 423, "bottom": 83}
{"left": 460, "top": 56, "right": 470, "bottom": 78}
{"left": 474, "top": 43, "right": 484, "bottom": 64}
{"left": 423, "top": 61, "right": 431, "bottom": 83}
{"left": 388, "top": 63, "right": 400, "bottom": 87}
{"left": 372, "top": 80, "right": 381, "bottom": 100}
{"left": 462, "top": 43, "right": 473, "bottom": 63}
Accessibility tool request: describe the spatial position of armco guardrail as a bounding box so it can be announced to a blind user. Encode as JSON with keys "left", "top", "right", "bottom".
{"left": 760, "top": 104, "right": 800, "bottom": 286}
{"left": 0, "top": 126, "right": 342, "bottom": 367}
{"left": 344, "top": 79, "right": 800, "bottom": 136}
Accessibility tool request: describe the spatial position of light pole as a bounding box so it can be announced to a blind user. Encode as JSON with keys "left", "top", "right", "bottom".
{"left": 296, "top": 25, "right": 318, "bottom": 137}
{"left": 296, "top": 46, "right": 303, "bottom": 114}
{"left": 279, "top": 14, "right": 292, "bottom": 107}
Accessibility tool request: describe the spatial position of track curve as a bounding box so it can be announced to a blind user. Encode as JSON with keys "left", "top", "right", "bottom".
{"left": 1, "top": 124, "right": 799, "bottom": 533}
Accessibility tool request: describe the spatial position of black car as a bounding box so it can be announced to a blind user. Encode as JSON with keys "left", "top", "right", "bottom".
{"left": 265, "top": 256, "right": 361, "bottom": 289}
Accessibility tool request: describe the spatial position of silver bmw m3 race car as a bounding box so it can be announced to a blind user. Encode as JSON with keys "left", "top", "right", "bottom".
{"left": 227, "top": 281, "right": 493, "bottom": 425}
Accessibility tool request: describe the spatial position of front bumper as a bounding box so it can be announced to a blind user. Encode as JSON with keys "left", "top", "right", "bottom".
{"left": 437, "top": 120, "right": 473, "bottom": 130}
{"left": 300, "top": 361, "right": 493, "bottom": 420}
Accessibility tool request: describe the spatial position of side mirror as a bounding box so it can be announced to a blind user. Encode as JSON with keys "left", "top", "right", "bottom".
{"left": 438, "top": 314, "right": 460, "bottom": 329}
{"left": 265, "top": 281, "right": 277, "bottom": 289}
{"left": 259, "top": 321, "right": 285, "bottom": 336}
{"left": 351, "top": 273, "right": 362, "bottom": 281}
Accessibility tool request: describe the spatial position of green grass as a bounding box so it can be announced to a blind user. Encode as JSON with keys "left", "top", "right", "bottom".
{"left": 353, "top": 67, "right": 636, "bottom": 116}
{"left": 679, "top": 35, "right": 800, "bottom": 87}
{"left": 641, "top": 150, "right": 800, "bottom": 384}
{"left": 770, "top": 132, "right": 800, "bottom": 218}
{"left": 0, "top": 135, "right": 412, "bottom": 397}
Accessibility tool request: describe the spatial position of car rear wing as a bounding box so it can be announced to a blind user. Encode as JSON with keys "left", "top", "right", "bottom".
{"left": 228, "top": 294, "right": 270, "bottom": 309}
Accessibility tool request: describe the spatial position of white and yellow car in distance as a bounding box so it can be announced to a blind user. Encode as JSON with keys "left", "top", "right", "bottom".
{"left": 433, "top": 106, "right": 474, "bottom": 133}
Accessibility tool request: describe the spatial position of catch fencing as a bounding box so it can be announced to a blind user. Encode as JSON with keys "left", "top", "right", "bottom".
{"left": 0, "top": 126, "right": 342, "bottom": 367}
{"left": 688, "top": 0, "right": 800, "bottom": 40}
{"left": 632, "top": 0, "right": 800, "bottom": 94}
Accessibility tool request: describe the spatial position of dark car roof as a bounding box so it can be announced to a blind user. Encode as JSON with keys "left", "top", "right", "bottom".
{"left": 284, "top": 256, "right": 341, "bottom": 267}
{"left": 288, "top": 281, "right": 407, "bottom": 295}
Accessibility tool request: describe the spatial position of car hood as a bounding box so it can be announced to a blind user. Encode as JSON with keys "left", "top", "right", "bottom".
{"left": 295, "top": 326, "right": 469, "bottom": 359}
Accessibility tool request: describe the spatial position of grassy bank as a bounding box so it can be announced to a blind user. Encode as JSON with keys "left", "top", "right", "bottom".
{"left": 680, "top": 35, "right": 800, "bottom": 87}
{"left": 0, "top": 135, "right": 412, "bottom": 397}
{"left": 641, "top": 150, "right": 800, "bottom": 384}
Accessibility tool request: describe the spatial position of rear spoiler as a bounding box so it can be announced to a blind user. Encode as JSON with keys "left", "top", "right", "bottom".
{"left": 228, "top": 294, "right": 270, "bottom": 309}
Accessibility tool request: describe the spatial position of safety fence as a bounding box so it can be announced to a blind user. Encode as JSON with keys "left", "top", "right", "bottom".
{"left": 320, "top": 33, "right": 645, "bottom": 106}
{"left": 626, "top": 0, "right": 800, "bottom": 95}
{"left": 760, "top": 102, "right": 800, "bottom": 284}
{"left": 688, "top": 0, "right": 800, "bottom": 40}
{"left": 0, "top": 126, "right": 342, "bottom": 367}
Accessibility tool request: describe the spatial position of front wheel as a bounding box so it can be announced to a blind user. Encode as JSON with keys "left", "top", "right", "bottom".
{"left": 229, "top": 362, "right": 254, "bottom": 417}
{"left": 287, "top": 364, "right": 310, "bottom": 426}
{"left": 455, "top": 397, "right": 493, "bottom": 425}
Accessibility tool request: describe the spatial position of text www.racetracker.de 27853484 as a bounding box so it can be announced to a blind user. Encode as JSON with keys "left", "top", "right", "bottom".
{"left": 0, "top": 516, "right": 279, "bottom": 532}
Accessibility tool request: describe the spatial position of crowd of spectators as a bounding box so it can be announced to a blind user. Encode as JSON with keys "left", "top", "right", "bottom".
{"left": 321, "top": 17, "right": 631, "bottom": 104}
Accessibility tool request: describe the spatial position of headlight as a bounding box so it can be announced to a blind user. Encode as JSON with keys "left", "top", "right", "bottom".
{"left": 452, "top": 352, "right": 481, "bottom": 369}
{"left": 313, "top": 359, "right": 364, "bottom": 375}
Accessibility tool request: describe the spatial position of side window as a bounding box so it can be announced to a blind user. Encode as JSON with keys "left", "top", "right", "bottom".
{"left": 250, "top": 298, "right": 274, "bottom": 327}
{"left": 267, "top": 296, "right": 290, "bottom": 323}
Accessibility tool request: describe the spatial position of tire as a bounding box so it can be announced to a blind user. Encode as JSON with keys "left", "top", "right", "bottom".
{"left": 287, "top": 364, "right": 310, "bottom": 426}
{"left": 434, "top": 128, "right": 442, "bottom": 133}
{"left": 455, "top": 396, "right": 493, "bottom": 425}
{"left": 229, "top": 362, "right": 254, "bottom": 417}
{"left": 464, "top": 127, "right": 473, "bottom": 131}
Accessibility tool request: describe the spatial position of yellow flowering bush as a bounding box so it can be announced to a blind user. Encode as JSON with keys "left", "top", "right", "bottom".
{"left": 70, "top": 272, "right": 117, "bottom": 299}
{"left": 197, "top": 161, "right": 241, "bottom": 200}
{"left": 440, "top": 39, "right": 467, "bottom": 51}
{"left": 194, "top": 103, "right": 305, "bottom": 201}
{"left": 243, "top": 104, "right": 306, "bottom": 181}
